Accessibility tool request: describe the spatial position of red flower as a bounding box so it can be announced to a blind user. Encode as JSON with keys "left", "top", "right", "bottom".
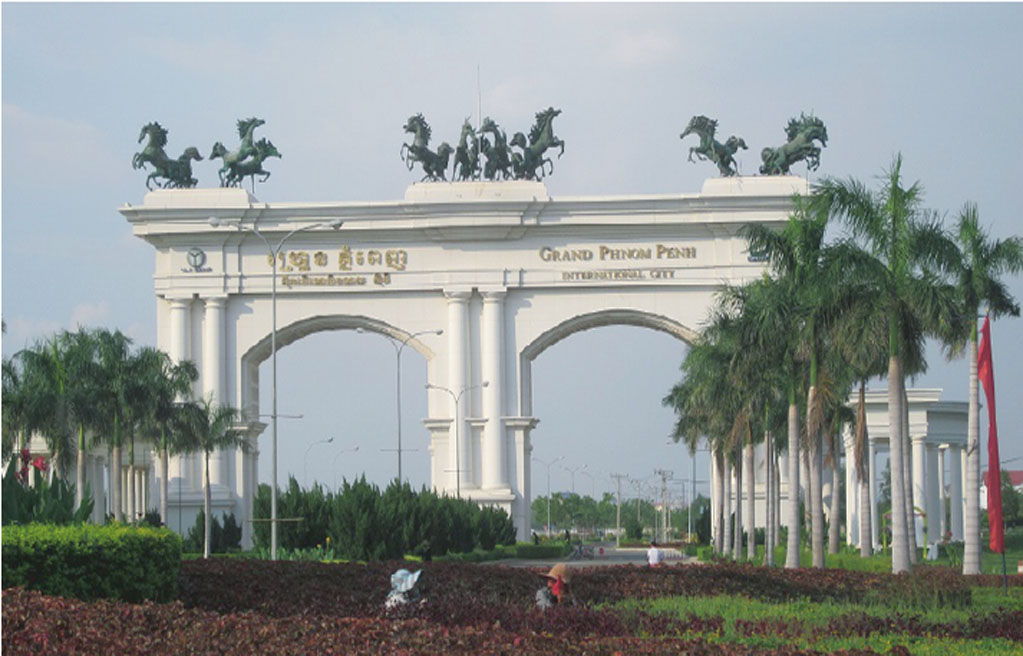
{"left": 31, "top": 456, "right": 49, "bottom": 472}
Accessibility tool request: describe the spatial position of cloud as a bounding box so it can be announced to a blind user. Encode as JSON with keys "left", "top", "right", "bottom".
{"left": 608, "top": 30, "right": 680, "bottom": 68}
{"left": 2, "top": 104, "right": 121, "bottom": 186}
{"left": 69, "top": 302, "right": 111, "bottom": 331}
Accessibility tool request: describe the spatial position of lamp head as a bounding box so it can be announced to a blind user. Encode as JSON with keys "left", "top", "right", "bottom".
{"left": 328, "top": 219, "right": 343, "bottom": 230}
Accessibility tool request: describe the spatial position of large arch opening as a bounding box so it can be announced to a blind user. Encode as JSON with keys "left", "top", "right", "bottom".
{"left": 239, "top": 315, "right": 436, "bottom": 493}
{"left": 520, "top": 309, "right": 710, "bottom": 536}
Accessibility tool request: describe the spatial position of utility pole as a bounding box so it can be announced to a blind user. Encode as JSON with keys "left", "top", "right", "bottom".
{"left": 610, "top": 473, "right": 629, "bottom": 548}
{"left": 655, "top": 469, "right": 673, "bottom": 543}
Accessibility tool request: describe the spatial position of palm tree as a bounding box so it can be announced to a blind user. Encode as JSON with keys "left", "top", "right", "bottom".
{"left": 939, "top": 202, "right": 1023, "bottom": 574}
{"left": 174, "top": 395, "right": 248, "bottom": 558}
{"left": 743, "top": 200, "right": 850, "bottom": 568}
{"left": 138, "top": 354, "right": 198, "bottom": 527}
{"left": 2, "top": 355, "right": 31, "bottom": 460}
{"left": 58, "top": 329, "right": 103, "bottom": 512}
{"left": 18, "top": 337, "right": 77, "bottom": 480}
{"left": 94, "top": 329, "right": 134, "bottom": 522}
{"left": 814, "top": 155, "right": 956, "bottom": 573}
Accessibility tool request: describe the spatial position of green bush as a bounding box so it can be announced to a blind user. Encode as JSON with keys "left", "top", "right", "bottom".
{"left": 183, "top": 510, "right": 242, "bottom": 554}
{"left": 2, "top": 523, "right": 181, "bottom": 602}
{"left": 252, "top": 477, "right": 516, "bottom": 560}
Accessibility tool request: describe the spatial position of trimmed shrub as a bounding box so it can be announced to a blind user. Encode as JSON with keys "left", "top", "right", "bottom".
{"left": 2, "top": 523, "right": 181, "bottom": 602}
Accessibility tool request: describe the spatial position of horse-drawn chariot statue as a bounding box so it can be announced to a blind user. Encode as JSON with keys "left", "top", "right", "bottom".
{"left": 209, "top": 118, "right": 281, "bottom": 188}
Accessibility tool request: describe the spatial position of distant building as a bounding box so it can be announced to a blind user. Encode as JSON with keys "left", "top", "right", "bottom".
{"left": 980, "top": 470, "right": 1023, "bottom": 510}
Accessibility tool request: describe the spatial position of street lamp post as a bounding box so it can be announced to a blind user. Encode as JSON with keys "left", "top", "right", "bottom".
{"left": 563, "top": 464, "right": 587, "bottom": 495}
{"left": 332, "top": 445, "right": 360, "bottom": 492}
{"left": 209, "top": 216, "right": 342, "bottom": 561}
{"left": 425, "top": 381, "right": 488, "bottom": 498}
{"left": 358, "top": 327, "right": 442, "bottom": 483}
{"left": 303, "top": 437, "right": 334, "bottom": 487}
{"left": 533, "top": 456, "right": 563, "bottom": 537}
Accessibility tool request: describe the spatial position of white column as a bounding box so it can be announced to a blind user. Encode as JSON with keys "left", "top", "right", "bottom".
{"left": 869, "top": 440, "right": 879, "bottom": 550}
{"left": 168, "top": 297, "right": 193, "bottom": 487}
{"left": 912, "top": 435, "right": 927, "bottom": 545}
{"left": 203, "top": 297, "right": 228, "bottom": 488}
{"left": 481, "top": 291, "right": 506, "bottom": 490}
{"left": 135, "top": 469, "right": 144, "bottom": 519}
{"left": 446, "top": 291, "right": 470, "bottom": 493}
{"left": 844, "top": 430, "right": 857, "bottom": 546}
{"left": 926, "top": 444, "right": 940, "bottom": 545}
{"left": 950, "top": 444, "right": 964, "bottom": 540}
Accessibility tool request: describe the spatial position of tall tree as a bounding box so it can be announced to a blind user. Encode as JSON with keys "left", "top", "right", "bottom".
{"left": 814, "top": 155, "right": 955, "bottom": 573}
{"left": 938, "top": 202, "right": 1023, "bottom": 574}
{"left": 94, "top": 329, "right": 134, "bottom": 522}
{"left": 174, "top": 395, "right": 248, "bottom": 558}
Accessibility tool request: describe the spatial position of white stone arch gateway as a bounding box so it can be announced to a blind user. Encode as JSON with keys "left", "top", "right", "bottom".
{"left": 120, "top": 176, "right": 805, "bottom": 545}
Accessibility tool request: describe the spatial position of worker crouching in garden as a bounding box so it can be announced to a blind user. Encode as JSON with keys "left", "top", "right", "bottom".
{"left": 535, "top": 563, "right": 572, "bottom": 609}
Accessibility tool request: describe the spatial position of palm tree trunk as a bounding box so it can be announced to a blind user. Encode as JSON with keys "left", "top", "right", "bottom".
{"left": 902, "top": 384, "right": 919, "bottom": 565}
{"left": 859, "top": 477, "right": 872, "bottom": 557}
{"left": 963, "top": 330, "right": 981, "bottom": 574}
{"left": 160, "top": 428, "right": 169, "bottom": 528}
{"left": 112, "top": 432, "right": 122, "bottom": 523}
{"left": 786, "top": 399, "right": 801, "bottom": 568}
{"left": 714, "top": 449, "right": 725, "bottom": 555}
{"left": 829, "top": 437, "right": 841, "bottom": 555}
{"left": 764, "top": 429, "right": 774, "bottom": 566}
{"left": 856, "top": 380, "right": 873, "bottom": 557}
{"left": 204, "top": 449, "right": 212, "bottom": 559}
{"left": 774, "top": 451, "right": 781, "bottom": 553}
{"left": 745, "top": 439, "right": 755, "bottom": 560}
{"left": 889, "top": 356, "right": 911, "bottom": 573}
{"left": 723, "top": 458, "right": 732, "bottom": 559}
{"left": 76, "top": 424, "right": 86, "bottom": 511}
{"left": 736, "top": 448, "right": 744, "bottom": 560}
{"left": 807, "top": 385, "right": 824, "bottom": 568}
{"left": 129, "top": 436, "right": 136, "bottom": 523}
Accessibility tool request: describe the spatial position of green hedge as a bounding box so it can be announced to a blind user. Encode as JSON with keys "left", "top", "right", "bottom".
{"left": 2, "top": 523, "right": 182, "bottom": 602}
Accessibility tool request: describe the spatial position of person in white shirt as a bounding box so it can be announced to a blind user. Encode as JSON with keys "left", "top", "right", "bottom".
{"left": 647, "top": 541, "right": 662, "bottom": 567}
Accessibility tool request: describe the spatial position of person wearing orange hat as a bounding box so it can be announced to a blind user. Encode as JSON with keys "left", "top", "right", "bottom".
{"left": 536, "top": 563, "right": 572, "bottom": 609}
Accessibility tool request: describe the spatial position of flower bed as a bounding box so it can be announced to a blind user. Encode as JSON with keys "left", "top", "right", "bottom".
{"left": 2, "top": 559, "right": 1017, "bottom": 655}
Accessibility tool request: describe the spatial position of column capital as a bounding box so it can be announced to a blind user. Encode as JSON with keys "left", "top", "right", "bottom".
{"left": 202, "top": 295, "right": 229, "bottom": 307}
{"left": 167, "top": 295, "right": 194, "bottom": 307}
{"left": 481, "top": 289, "right": 507, "bottom": 301}
{"left": 444, "top": 289, "right": 472, "bottom": 302}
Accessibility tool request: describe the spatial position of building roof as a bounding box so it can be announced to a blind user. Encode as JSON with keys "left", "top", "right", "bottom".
{"left": 982, "top": 470, "right": 1023, "bottom": 488}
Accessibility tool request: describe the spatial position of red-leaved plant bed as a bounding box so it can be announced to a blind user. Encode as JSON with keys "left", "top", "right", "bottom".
{"left": 2, "top": 560, "right": 1009, "bottom": 655}
{"left": 4, "top": 586, "right": 900, "bottom": 656}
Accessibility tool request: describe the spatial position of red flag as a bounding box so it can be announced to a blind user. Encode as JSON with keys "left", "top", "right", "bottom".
{"left": 979, "top": 316, "right": 1004, "bottom": 554}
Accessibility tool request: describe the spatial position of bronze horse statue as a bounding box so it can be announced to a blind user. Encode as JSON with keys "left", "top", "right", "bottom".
{"left": 211, "top": 138, "right": 280, "bottom": 187}
{"left": 401, "top": 114, "right": 453, "bottom": 181}
{"left": 453, "top": 117, "right": 481, "bottom": 181}
{"left": 679, "top": 115, "right": 747, "bottom": 177}
{"left": 479, "top": 117, "right": 514, "bottom": 181}
{"left": 510, "top": 107, "right": 564, "bottom": 181}
{"left": 132, "top": 122, "right": 203, "bottom": 190}
{"left": 760, "top": 113, "right": 828, "bottom": 175}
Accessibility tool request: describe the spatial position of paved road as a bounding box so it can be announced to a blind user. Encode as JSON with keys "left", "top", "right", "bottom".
{"left": 483, "top": 545, "right": 695, "bottom": 569}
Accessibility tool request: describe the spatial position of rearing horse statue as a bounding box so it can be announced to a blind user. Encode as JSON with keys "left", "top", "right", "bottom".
{"left": 760, "top": 113, "right": 828, "bottom": 175}
{"left": 209, "top": 118, "right": 268, "bottom": 186}
{"left": 509, "top": 107, "right": 565, "bottom": 181}
{"left": 479, "top": 117, "right": 514, "bottom": 181}
{"left": 453, "top": 117, "right": 481, "bottom": 181}
{"left": 132, "top": 122, "right": 203, "bottom": 190}
{"left": 679, "top": 115, "right": 747, "bottom": 177}
{"left": 400, "top": 114, "right": 453, "bottom": 181}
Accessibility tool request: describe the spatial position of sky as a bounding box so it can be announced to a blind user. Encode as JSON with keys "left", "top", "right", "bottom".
{"left": 3, "top": 3, "right": 1022, "bottom": 508}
